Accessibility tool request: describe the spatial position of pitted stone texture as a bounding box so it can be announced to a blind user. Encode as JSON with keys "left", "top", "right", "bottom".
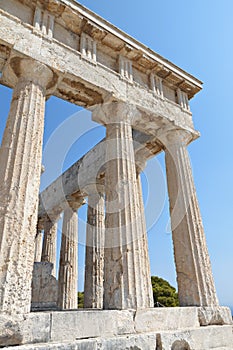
{"left": 99, "top": 333, "right": 157, "bottom": 349}
{"left": 0, "top": 313, "right": 50, "bottom": 347}
{"left": 31, "top": 262, "right": 58, "bottom": 311}
{"left": 0, "top": 309, "right": 232, "bottom": 349}
{"left": 160, "top": 129, "right": 218, "bottom": 307}
{"left": 158, "top": 325, "right": 233, "bottom": 350}
{"left": 3, "top": 326, "right": 233, "bottom": 350}
{"left": 6, "top": 334, "right": 156, "bottom": 350}
{"left": 135, "top": 307, "right": 199, "bottom": 333}
{"left": 198, "top": 306, "right": 232, "bottom": 326}
{"left": 0, "top": 58, "right": 53, "bottom": 314}
{"left": 50, "top": 310, "right": 135, "bottom": 342}
{"left": 3, "top": 339, "right": 97, "bottom": 350}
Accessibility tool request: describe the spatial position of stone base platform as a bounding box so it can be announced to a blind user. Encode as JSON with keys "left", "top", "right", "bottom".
{"left": 0, "top": 307, "right": 232, "bottom": 349}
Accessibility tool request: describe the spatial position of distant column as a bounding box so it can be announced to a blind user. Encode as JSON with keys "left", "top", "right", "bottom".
{"left": 84, "top": 192, "right": 105, "bottom": 309}
{"left": 136, "top": 174, "right": 154, "bottom": 307}
{"left": 41, "top": 215, "right": 59, "bottom": 277}
{"left": 159, "top": 129, "right": 219, "bottom": 306}
{"left": 0, "top": 58, "right": 54, "bottom": 314}
{"left": 34, "top": 226, "right": 43, "bottom": 263}
{"left": 58, "top": 199, "right": 84, "bottom": 310}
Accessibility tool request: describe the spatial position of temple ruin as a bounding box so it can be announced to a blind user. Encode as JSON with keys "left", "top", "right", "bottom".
{"left": 0, "top": 0, "right": 232, "bottom": 348}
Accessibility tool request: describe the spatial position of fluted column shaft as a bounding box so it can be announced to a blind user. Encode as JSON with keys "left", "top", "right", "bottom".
{"left": 34, "top": 229, "right": 43, "bottom": 262}
{"left": 93, "top": 101, "right": 153, "bottom": 309}
{"left": 136, "top": 175, "right": 154, "bottom": 307}
{"left": 160, "top": 129, "right": 218, "bottom": 306}
{"left": 58, "top": 204, "right": 79, "bottom": 310}
{"left": 0, "top": 58, "right": 53, "bottom": 314}
{"left": 41, "top": 217, "right": 58, "bottom": 277}
{"left": 84, "top": 192, "right": 105, "bottom": 309}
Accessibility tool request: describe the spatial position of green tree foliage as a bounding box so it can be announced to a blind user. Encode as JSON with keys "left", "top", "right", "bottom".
{"left": 78, "top": 276, "right": 178, "bottom": 308}
{"left": 151, "top": 276, "right": 179, "bottom": 307}
{"left": 78, "top": 291, "right": 84, "bottom": 308}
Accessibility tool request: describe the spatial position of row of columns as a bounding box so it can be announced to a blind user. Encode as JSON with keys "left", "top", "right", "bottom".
{"left": 36, "top": 171, "right": 151, "bottom": 311}
{"left": 0, "top": 57, "right": 218, "bottom": 315}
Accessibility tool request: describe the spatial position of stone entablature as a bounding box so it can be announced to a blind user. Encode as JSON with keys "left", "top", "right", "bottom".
{"left": 0, "top": 0, "right": 201, "bottom": 135}
{"left": 0, "top": 0, "right": 202, "bottom": 96}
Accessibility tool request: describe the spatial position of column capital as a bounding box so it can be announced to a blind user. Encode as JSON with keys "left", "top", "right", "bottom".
{"left": 66, "top": 196, "right": 86, "bottom": 211}
{"left": 92, "top": 100, "right": 140, "bottom": 125}
{"left": 37, "top": 220, "right": 44, "bottom": 232}
{"left": 85, "top": 184, "right": 104, "bottom": 198}
{"left": 158, "top": 128, "right": 193, "bottom": 149}
{"left": 10, "top": 57, "right": 56, "bottom": 90}
{"left": 44, "top": 212, "right": 61, "bottom": 225}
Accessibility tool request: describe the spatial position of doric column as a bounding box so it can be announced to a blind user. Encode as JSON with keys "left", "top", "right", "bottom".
{"left": 136, "top": 174, "right": 154, "bottom": 307}
{"left": 34, "top": 226, "right": 43, "bottom": 263}
{"left": 84, "top": 192, "right": 105, "bottom": 309}
{"left": 58, "top": 199, "right": 83, "bottom": 310}
{"left": 159, "top": 129, "right": 218, "bottom": 306}
{"left": 41, "top": 215, "right": 59, "bottom": 277}
{"left": 0, "top": 58, "right": 54, "bottom": 314}
{"left": 92, "top": 101, "right": 153, "bottom": 309}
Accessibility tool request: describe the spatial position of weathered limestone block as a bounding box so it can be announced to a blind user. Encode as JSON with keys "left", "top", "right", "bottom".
{"left": 50, "top": 310, "right": 135, "bottom": 342}
{"left": 92, "top": 101, "right": 153, "bottom": 309}
{"left": 158, "top": 325, "right": 233, "bottom": 350}
{"left": 0, "top": 57, "right": 54, "bottom": 314}
{"left": 0, "top": 313, "right": 50, "bottom": 347}
{"left": 198, "top": 306, "right": 233, "bottom": 326}
{"left": 3, "top": 334, "right": 157, "bottom": 350}
{"left": 159, "top": 129, "right": 219, "bottom": 307}
{"left": 41, "top": 216, "right": 59, "bottom": 277}
{"left": 84, "top": 192, "right": 105, "bottom": 309}
{"left": 99, "top": 333, "right": 157, "bottom": 350}
{"left": 11, "top": 339, "right": 98, "bottom": 350}
{"left": 31, "top": 262, "right": 58, "bottom": 311}
{"left": 0, "top": 308, "right": 232, "bottom": 349}
{"left": 135, "top": 307, "right": 199, "bottom": 333}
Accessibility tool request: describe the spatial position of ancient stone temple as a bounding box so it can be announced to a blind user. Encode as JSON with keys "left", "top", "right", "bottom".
{"left": 0, "top": 0, "right": 232, "bottom": 349}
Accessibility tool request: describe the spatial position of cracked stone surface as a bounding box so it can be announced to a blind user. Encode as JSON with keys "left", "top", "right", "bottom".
{"left": 0, "top": 58, "right": 54, "bottom": 314}
{"left": 159, "top": 129, "right": 219, "bottom": 307}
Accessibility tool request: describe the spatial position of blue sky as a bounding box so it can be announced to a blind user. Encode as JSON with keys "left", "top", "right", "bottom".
{"left": 1, "top": 0, "right": 233, "bottom": 310}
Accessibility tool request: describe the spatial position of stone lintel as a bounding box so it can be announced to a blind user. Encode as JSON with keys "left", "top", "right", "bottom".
{"left": 38, "top": 130, "right": 161, "bottom": 221}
